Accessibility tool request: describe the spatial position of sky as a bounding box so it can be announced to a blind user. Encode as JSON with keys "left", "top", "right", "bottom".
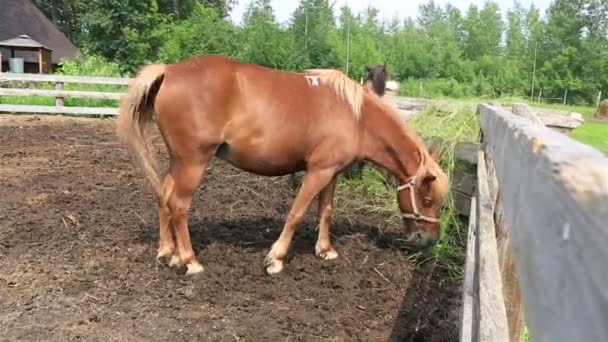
{"left": 229, "top": 0, "right": 553, "bottom": 26}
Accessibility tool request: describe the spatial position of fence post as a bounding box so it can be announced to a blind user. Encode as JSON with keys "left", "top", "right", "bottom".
{"left": 598, "top": 91, "right": 602, "bottom": 108}
{"left": 55, "top": 81, "right": 64, "bottom": 107}
{"left": 563, "top": 89, "right": 568, "bottom": 105}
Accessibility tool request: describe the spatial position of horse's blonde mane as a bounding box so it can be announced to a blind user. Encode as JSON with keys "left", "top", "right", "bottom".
{"left": 304, "top": 69, "right": 364, "bottom": 120}
{"left": 303, "top": 68, "right": 449, "bottom": 199}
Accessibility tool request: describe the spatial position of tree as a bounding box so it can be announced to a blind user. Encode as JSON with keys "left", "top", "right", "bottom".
{"left": 78, "top": 0, "right": 170, "bottom": 72}
{"left": 289, "top": 0, "right": 340, "bottom": 69}
{"left": 33, "top": 0, "right": 86, "bottom": 43}
{"left": 240, "top": 0, "right": 298, "bottom": 69}
{"left": 506, "top": 1, "right": 526, "bottom": 61}
{"left": 155, "top": 3, "right": 240, "bottom": 63}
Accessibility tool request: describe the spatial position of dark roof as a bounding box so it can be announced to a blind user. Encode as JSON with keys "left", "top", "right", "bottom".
{"left": 0, "top": 34, "right": 53, "bottom": 50}
{"left": 0, "top": 0, "right": 78, "bottom": 64}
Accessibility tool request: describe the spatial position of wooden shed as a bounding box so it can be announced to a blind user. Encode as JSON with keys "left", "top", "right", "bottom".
{"left": 0, "top": 0, "right": 78, "bottom": 73}
{"left": 0, "top": 35, "right": 53, "bottom": 73}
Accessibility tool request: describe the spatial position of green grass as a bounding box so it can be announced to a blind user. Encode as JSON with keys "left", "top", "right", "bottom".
{"left": 570, "top": 121, "right": 608, "bottom": 152}
{"left": 335, "top": 101, "right": 480, "bottom": 278}
{"left": 499, "top": 96, "right": 597, "bottom": 117}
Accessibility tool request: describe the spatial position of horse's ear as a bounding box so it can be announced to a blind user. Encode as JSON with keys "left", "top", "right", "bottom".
{"left": 430, "top": 148, "right": 441, "bottom": 162}
{"left": 365, "top": 65, "right": 372, "bottom": 72}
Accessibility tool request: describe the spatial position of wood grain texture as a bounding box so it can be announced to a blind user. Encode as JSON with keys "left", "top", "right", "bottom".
{"left": 476, "top": 149, "right": 510, "bottom": 342}
{"left": 479, "top": 103, "right": 608, "bottom": 342}
{"left": 485, "top": 146, "right": 525, "bottom": 342}
{"left": 460, "top": 196, "right": 478, "bottom": 342}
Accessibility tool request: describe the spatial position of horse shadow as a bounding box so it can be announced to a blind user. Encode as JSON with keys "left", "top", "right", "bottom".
{"left": 137, "top": 215, "right": 411, "bottom": 258}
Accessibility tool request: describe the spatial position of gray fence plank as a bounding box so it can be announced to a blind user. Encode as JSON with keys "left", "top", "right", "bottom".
{"left": 476, "top": 150, "right": 510, "bottom": 342}
{"left": 0, "top": 88, "right": 124, "bottom": 100}
{"left": 0, "top": 72, "right": 131, "bottom": 85}
{"left": 460, "top": 196, "right": 478, "bottom": 342}
{"left": 479, "top": 103, "right": 608, "bottom": 342}
{"left": 0, "top": 104, "right": 118, "bottom": 116}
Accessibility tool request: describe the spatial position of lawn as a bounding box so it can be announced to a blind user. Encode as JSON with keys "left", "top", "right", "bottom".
{"left": 570, "top": 120, "right": 608, "bottom": 153}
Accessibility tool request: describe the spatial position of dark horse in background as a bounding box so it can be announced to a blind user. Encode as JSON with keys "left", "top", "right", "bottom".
{"left": 289, "top": 63, "right": 390, "bottom": 188}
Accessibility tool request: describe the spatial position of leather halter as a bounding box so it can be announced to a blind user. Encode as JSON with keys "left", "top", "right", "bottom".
{"left": 396, "top": 178, "right": 441, "bottom": 223}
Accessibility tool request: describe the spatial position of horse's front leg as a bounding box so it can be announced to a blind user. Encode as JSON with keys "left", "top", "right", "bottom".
{"left": 315, "top": 178, "right": 338, "bottom": 260}
{"left": 264, "top": 168, "right": 336, "bottom": 274}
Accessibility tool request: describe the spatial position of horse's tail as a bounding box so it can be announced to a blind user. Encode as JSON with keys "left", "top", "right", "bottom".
{"left": 116, "top": 63, "right": 166, "bottom": 198}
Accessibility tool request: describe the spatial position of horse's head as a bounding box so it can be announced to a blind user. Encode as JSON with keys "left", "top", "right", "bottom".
{"left": 364, "top": 64, "right": 388, "bottom": 96}
{"left": 395, "top": 148, "right": 449, "bottom": 248}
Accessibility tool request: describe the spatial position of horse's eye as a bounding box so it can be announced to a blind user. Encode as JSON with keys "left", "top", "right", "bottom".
{"left": 423, "top": 198, "right": 432, "bottom": 206}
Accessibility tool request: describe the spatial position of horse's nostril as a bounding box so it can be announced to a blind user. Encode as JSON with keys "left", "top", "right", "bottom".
{"left": 415, "top": 232, "right": 422, "bottom": 240}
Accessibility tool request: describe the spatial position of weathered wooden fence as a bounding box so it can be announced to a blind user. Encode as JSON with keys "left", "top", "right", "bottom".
{"left": 461, "top": 103, "right": 608, "bottom": 342}
{"left": 0, "top": 73, "right": 130, "bottom": 116}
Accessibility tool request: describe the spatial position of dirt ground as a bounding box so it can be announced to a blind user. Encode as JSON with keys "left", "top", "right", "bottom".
{"left": 0, "top": 115, "right": 461, "bottom": 342}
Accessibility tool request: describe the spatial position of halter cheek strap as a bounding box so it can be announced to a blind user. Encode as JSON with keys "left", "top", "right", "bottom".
{"left": 396, "top": 179, "right": 441, "bottom": 224}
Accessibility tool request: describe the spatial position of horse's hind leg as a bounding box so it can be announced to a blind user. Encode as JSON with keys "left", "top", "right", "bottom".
{"left": 156, "top": 174, "right": 176, "bottom": 264}
{"left": 315, "top": 178, "right": 338, "bottom": 260}
{"left": 166, "top": 154, "right": 211, "bottom": 275}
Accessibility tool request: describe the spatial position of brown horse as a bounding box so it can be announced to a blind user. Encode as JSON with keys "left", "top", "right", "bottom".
{"left": 289, "top": 63, "right": 389, "bottom": 188}
{"left": 116, "top": 54, "right": 449, "bottom": 276}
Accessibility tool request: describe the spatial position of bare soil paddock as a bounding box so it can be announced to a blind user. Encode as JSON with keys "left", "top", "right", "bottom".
{"left": 0, "top": 115, "right": 460, "bottom": 341}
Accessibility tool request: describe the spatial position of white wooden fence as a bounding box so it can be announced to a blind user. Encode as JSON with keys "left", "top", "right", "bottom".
{"left": 0, "top": 73, "right": 131, "bottom": 116}
{"left": 461, "top": 103, "right": 608, "bottom": 342}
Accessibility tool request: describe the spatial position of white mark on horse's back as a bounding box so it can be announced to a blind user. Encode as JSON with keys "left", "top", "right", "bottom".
{"left": 304, "top": 75, "right": 320, "bottom": 86}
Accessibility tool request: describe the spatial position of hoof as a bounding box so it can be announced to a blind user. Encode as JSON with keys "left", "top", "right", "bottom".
{"left": 315, "top": 244, "right": 339, "bottom": 260}
{"left": 263, "top": 253, "right": 285, "bottom": 275}
{"left": 156, "top": 249, "right": 174, "bottom": 265}
{"left": 186, "top": 261, "right": 204, "bottom": 275}
{"left": 168, "top": 255, "right": 183, "bottom": 268}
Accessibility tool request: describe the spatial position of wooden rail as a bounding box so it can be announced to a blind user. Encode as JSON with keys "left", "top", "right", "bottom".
{"left": 460, "top": 103, "right": 608, "bottom": 341}
{"left": 0, "top": 72, "right": 131, "bottom": 116}
{"left": 0, "top": 72, "right": 131, "bottom": 85}
{"left": 0, "top": 88, "right": 123, "bottom": 100}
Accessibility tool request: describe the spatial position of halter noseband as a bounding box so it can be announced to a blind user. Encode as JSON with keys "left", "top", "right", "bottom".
{"left": 396, "top": 178, "right": 441, "bottom": 224}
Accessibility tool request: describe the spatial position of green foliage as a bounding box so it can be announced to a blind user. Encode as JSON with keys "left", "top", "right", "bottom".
{"left": 290, "top": 0, "right": 341, "bottom": 69}
{"left": 57, "top": 53, "right": 123, "bottom": 77}
{"left": 239, "top": 0, "right": 299, "bottom": 70}
{"left": 33, "top": 0, "right": 608, "bottom": 105}
{"left": 155, "top": 3, "right": 241, "bottom": 63}
{"left": 78, "top": 0, "right": 171, "bottom": 73}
